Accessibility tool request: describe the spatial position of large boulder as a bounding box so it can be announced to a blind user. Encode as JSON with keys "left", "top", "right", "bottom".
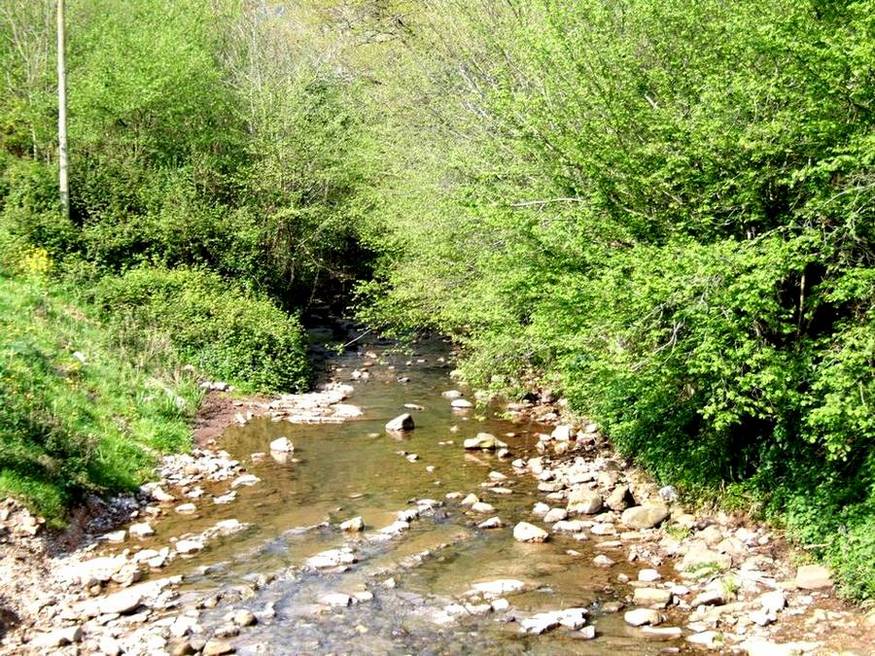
{"left": 795, "top": 564, "right": 833, "bottom": 590}
{"left": 567, "top": 488, "right": 603, "bottom": 515}
{"left": 620, "top": 504, "right": 669, "bottom": 529}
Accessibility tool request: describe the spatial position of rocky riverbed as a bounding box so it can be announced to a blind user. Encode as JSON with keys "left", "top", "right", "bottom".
{"left": 0, "top": 337, "right": 873, "bottom": 655}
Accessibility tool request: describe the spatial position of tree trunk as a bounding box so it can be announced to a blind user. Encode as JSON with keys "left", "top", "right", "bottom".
{"left": 57, "top": 0, "right": 69, "bottom": 219}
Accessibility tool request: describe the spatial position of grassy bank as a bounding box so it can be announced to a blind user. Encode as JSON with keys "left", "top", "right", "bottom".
{"left": 0, "top": 244, "right": 199, "bottom": 522}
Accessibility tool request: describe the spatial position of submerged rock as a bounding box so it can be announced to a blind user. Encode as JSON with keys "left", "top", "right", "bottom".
{"left": 463, "top": 433, "right": 507, "bottom": 450}
{"left": 269, "top": 437, "right": 293, "bottom": 452}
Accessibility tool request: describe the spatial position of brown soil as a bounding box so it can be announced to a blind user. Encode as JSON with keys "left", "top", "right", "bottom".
{"left": 192, "top": 391, "right": 269, "bottom": 447}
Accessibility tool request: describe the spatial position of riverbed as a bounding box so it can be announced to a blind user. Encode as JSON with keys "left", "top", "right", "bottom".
{"left": 146, "top": 336, "right": 694, "bottom": 655}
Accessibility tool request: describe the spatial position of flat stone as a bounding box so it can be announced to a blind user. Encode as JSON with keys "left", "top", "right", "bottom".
{"left": 104, "top": 530, "right": 126, "bottom": 543}
{"left": 677, "top": 542, "right": 732, "bottom": 574}
{"left": 621, "top": 504, "right": 669, "bottom": 529}
{"left": 633, "top": 588, "right": 672, "bottom": 609}
{"left": 593, "top": 554, "right": 615, "bottom": 567}
{"left": 463, "top": 433, "right": 507, "bottom": 450}
{"left": 202, "top": 639, "right": 236, "bottom": 656}
{"left": 641, "top": 626, "right": 682, "bottom": 638}
{"left": 468, "top": 579, "right": 526, "bottom": 597}
{"left": 470, "top": 501, "right": 496, "bottom": 514}
{"left": 231, "top": 474, "right": 260, "bottom": 488}
{"left": 320, "top": 593, "right": 353, "bottom": 607}
{"left": 638, "top": 569, "right": 662, "bottom": 582}
{"left": 451, "top": 398, "right": 474, "bottom": 409}
{"left": 691, "top": 588, "right": 725, "bottom": 607}
{"left": 552, "top": 520, "right": 585, "bottom": 533}
{"left": 129, "top": 522, "right": 155, "bottom": 538}
{"left": 521, "top": 608, "right": 588, "bottom": 634}
{"left": 795, "top": 564, "right": 832, "bottom": 590}
{"left": 686, "top": 631, "right": 723, "bottom": 648}
{"left": 513, "top": 522, "right": 549, "bottom": 543}
{"left": 30, "top": 626, "right": 82, "bottom": 648}
{"left": 176, "top": 538, "right": 204, "bottom": 555}
{"left": 624, "top": 608, "right": 663, "bottom": 626}
{"left": 306, "top": 548, "right": 356, "bottom": 569}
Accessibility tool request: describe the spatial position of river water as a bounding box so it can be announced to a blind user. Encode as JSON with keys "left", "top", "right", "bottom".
{"left": 150, "top": 336, "right": 692, "bottom": 655}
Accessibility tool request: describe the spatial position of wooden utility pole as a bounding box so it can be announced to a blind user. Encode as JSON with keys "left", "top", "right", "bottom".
{"left": 57, "top": 0, "right": 69, "bottom": 219}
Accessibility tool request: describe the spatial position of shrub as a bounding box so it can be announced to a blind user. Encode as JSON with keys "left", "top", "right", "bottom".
{"left": 0, "top": 246, "right": 198, "bottom": 521}
{"left": 92, "top": 267, "right": 310, "bottom": 392}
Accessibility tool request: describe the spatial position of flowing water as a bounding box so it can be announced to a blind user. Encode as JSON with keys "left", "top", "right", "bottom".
{"left": 148, "top": 336, "right": 693, "bottom": 655}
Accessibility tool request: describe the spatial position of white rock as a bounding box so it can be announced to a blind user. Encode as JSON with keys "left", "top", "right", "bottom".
{"left": 638, "top": 568, "right": 662, "bottom": 582}
{"left": 513, "top": 522, "right": 549, "bottom": 543}
{"left": 175, "top": 503, "right": 197, "bottom": 514}
{"left": 129, "top": 522, "right": 155, "bottom": 538}
{"left": 543, "top": 508, "right": 568, "bottom": 523}
{"left": 686, "top": 631, "right": 723, "bottom": 648}
{"left": 269, "top": 437, "right": 294, "bottom": 452}
{"left": 308, "top": 545, "right": 357, "bottom": 569}
{"left": 468, "top": 579, "right": 526, "bottom": 598}
{"left": 759, "top": 590, "right": 786, "bottom": 613}
{"left": 624, "top": 608, "right": 663, "bottom": 626}
{"left": 478, "top": 517, "right": 503, "bottom": 529}
{"left": 470, "top": 501, "right": 495, "bottom": 514}
{"left": 340, "top": 516, "right": 365, "bottom": 532}
{"left": 593, "top": 554, "right": 615, "bottom": 567}
{"left": 30, "top": 626, "right": 82, "bottom": 648}
{"left": 320, "top": 593, "right": 353, "bottom": 607}
{"left": 231, "top": 474, "right": 260, "bottom": 488}
{"left": 451, "top": 398, "right": 474, "bottom": 409}
{"left": 176, "top": 538, "right": 204, "bottom": 555}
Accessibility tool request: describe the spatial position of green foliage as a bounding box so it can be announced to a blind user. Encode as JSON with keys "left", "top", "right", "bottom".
{"left": 355, "top": 0, "right": 875, "bottom": 598}
{"left": 91, "top": 267, "right": 309, "bottom": 393}
{"left": 0, "top": 236, "right": 198, "bottom": 522}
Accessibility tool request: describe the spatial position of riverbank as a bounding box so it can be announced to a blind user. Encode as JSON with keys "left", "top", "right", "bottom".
{"left": 0, "top": 342, "right": 872, "bottom": 656}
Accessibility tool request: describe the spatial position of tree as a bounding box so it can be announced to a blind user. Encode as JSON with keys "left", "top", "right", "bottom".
{"left": 56, "top": 0, "right": 68, "bottom": 219}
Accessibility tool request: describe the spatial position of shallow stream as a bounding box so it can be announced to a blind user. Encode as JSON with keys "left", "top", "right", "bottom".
{"left": 149, "top": 337, "right": 693, "bottom": 655}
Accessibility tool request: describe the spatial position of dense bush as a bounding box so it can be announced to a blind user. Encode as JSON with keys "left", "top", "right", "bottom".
{"left": 354, "top": 0, "right": 875, "bottom": 598}
{"left": 92, "top": 267, "right": 310, "bottom": 393}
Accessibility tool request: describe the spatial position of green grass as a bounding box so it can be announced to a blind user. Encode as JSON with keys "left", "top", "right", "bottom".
{"left": 0, "top": 261, "right": 200, "bottom": 524}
